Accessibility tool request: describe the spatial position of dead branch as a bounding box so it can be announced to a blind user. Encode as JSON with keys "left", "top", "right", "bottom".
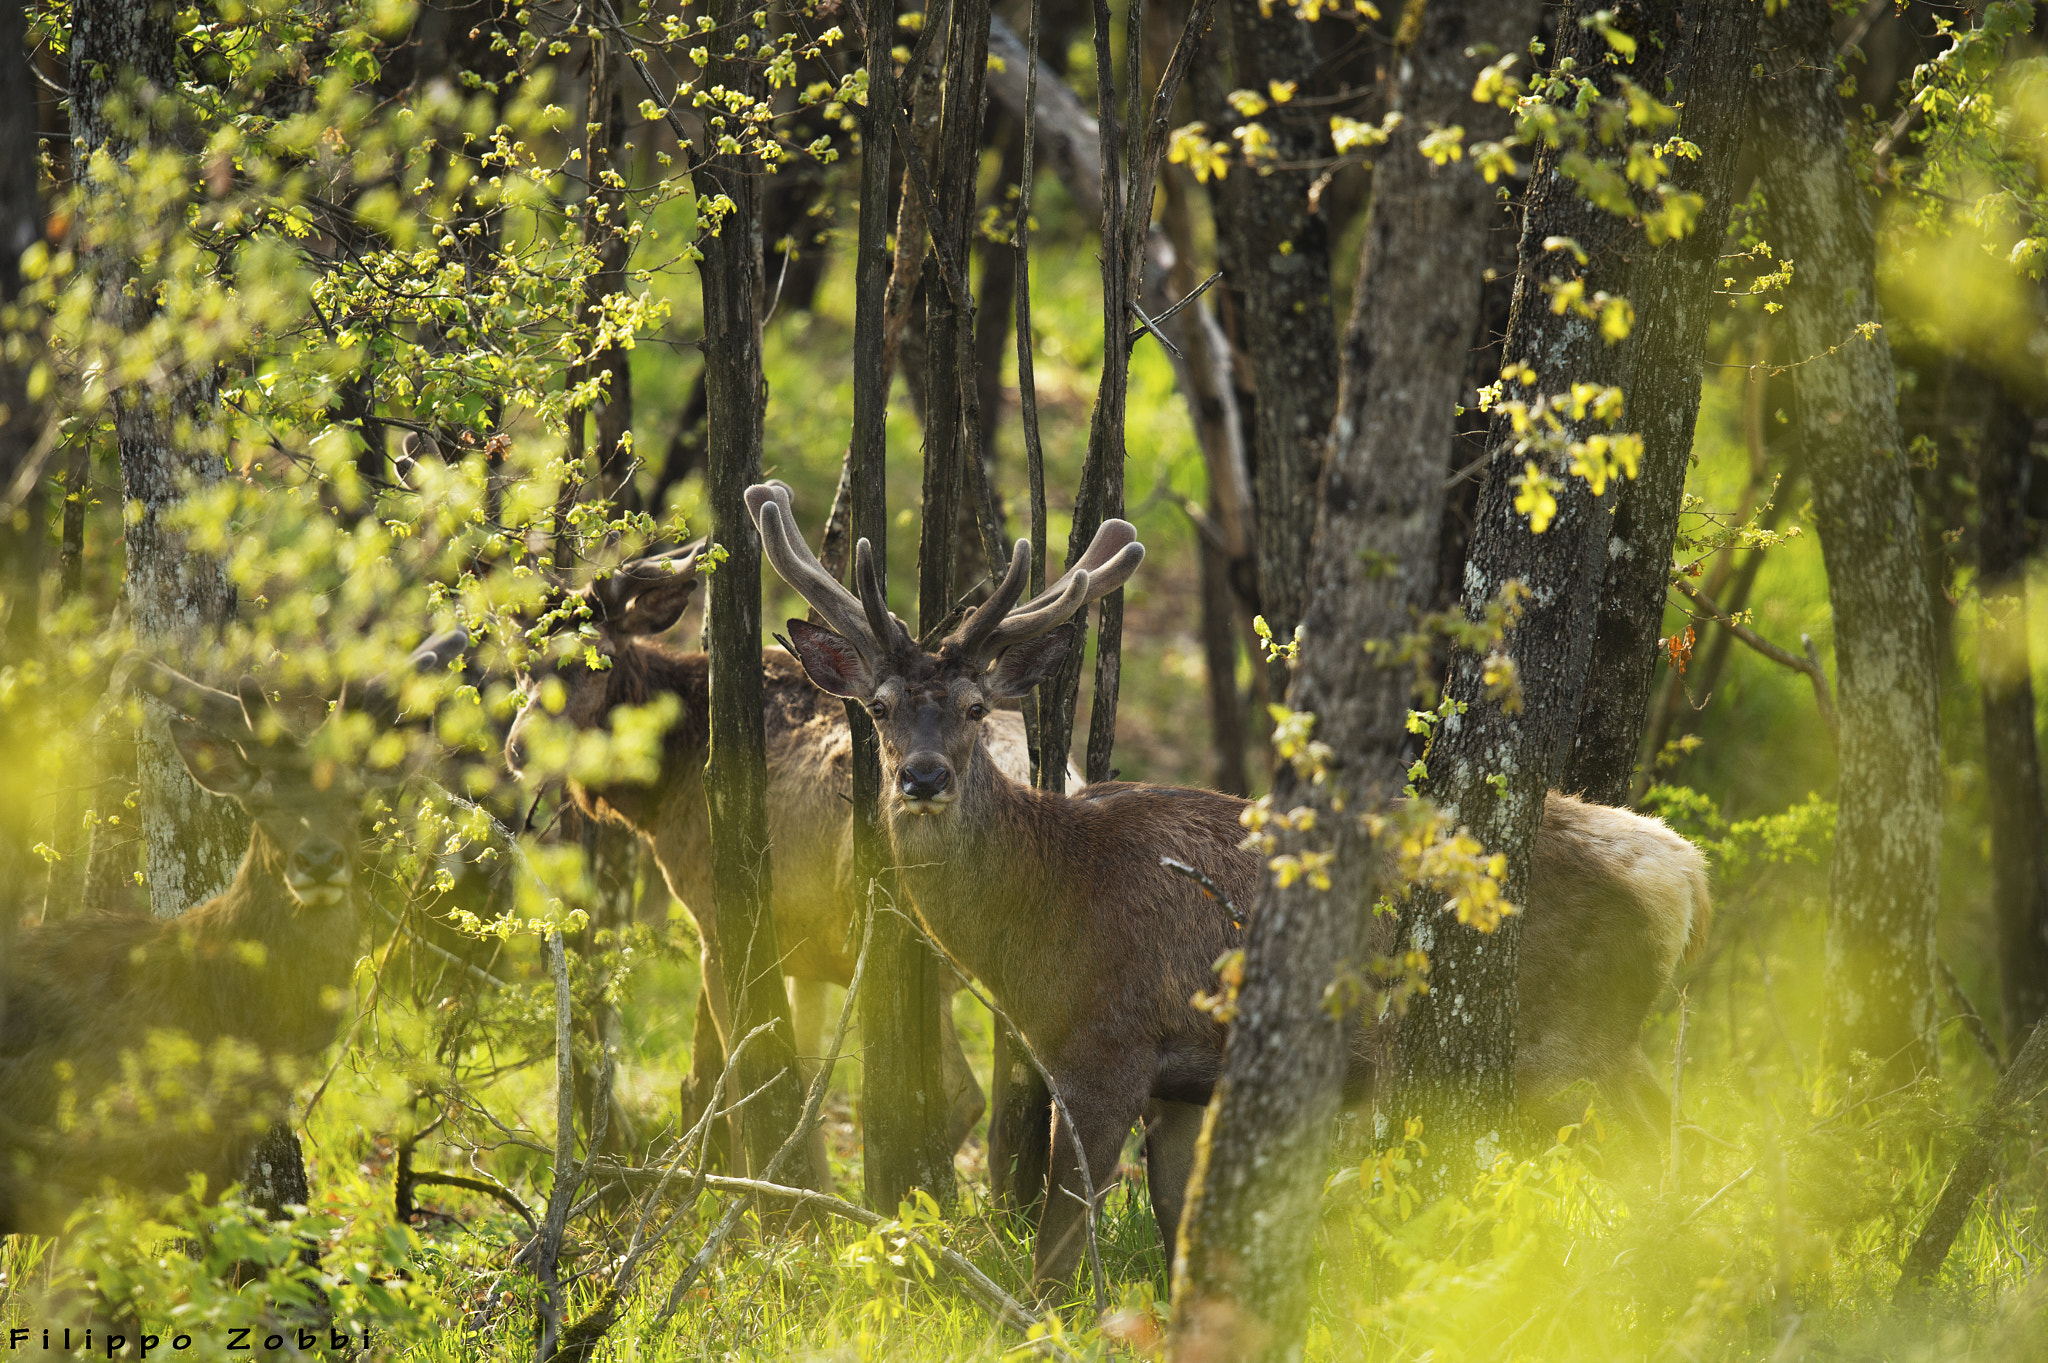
{"left": 1939, "top": 956, "right": 2004, "bottom": 1074}
{"left": 595, "top": 1162, "right": 1073, "bottom": 1352}
{"left": 533, "top": 930, "right": 579, "bottom": 1360}
{"left": 1895, "top": 1015, "right": 2048, "bottom": 1297}
{"left": 1673, "top": 576, "right": 1839, "bottom": 747}
{"left": 647, "top": 899, "right": 879, "bottom": 1331}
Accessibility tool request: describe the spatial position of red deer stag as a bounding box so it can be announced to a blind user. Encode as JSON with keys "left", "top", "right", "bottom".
{"left": 0, "top": 632, "right": 465, "bottom": 1234}
{"left": 748, "top": 481, "right": 1709, "bottom": 1294}
{"left": 502, "top": 549, "right": 1066, "bottom": 1188}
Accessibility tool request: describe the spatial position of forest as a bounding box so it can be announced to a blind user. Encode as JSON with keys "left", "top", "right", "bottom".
{"left": 2, "top": 0, "right": 2047, "bottom": 1358}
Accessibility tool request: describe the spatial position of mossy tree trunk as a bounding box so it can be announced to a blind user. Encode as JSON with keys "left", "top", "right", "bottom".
{"left": 72, "top": 0, "right": 249, "bottom": 919}
{"left": 1755, "top": 0, "right": 1943, "bottom": 1082}
{"left": 1166, "top": 6, "right": 1539, "bottom": 1360}
{"left": 1209, "top": 0, "right": 1339, "bottom": 698}
{"left": 1558, "top": 0, "right": 1764, "bottom": 807}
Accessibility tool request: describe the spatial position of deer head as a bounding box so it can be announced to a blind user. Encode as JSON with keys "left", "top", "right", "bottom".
{"left": 503, "top": 544, "right": 704, "bottom": 782}
{"left": 746, "top": 481, "right": 1142, "bottom": 814}
{"left": 123, "top": 630, "right": 468, "bottom": 908}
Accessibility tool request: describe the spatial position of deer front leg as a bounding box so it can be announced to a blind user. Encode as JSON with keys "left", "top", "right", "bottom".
{"left": 1032, "top": 1051, "right": 1151, "bottom": 1298}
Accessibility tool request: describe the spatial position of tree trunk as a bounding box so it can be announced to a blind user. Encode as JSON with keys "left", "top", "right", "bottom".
{"left": 1, "top": 0, "right": 45, "bottom": 960}
{"left": 1978, "top": 389, "right": 2048, "bottom": 1042}
{"left": 698, "top": 0, "right": 811, "bottom": 1182}
{"left": 1404, "top": 0, "right": 1671, "bottom": 1183}
{"left": 1037, "top": 0, "right": 1136, "bottom": 789}
{"left": 1167, "top": 7, "right": 1539, "bottom": 1359}
{"left": 71, "top": 0, "right": 250, "bottom": 916}
{"left": 1558, "top": 0, "right": 1764, "bottom": 806}
{"left": 1755, "top": 0, "right": 1943, "bottom": 1082}
{"left": 1209, "top": 0, "right": 1338, "bottom": 698}
{"left": 866, "top": 0, "right": 962, "bottom": 1211}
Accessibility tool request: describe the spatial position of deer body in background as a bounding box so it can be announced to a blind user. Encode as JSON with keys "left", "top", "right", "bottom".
{"left": 749, "top": 481, "right": 1710, "bottom": 1294}
{"left": 0, "top": 634, "right": 464, "bottom": 1235}
{"left": 502, "top": 551, "right": 1066, "bottom": 1190}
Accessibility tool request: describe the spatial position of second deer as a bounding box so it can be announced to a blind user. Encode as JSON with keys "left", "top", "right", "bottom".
{"left": 502, "top": 549, "right": 1069, "bottom": 1189}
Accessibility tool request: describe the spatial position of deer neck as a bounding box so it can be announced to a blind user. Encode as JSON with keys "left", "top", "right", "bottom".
{"left": 883, "top": 742, "right": 1059, "bottom": 1010}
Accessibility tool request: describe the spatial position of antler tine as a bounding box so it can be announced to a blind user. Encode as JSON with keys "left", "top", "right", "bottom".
{"left": 980, "top": 532, "right": 1146, "bottom": 656}
{"left": 853, "top": 539, "right": 911, "bottom": 654}
{"left": 583, "top": 544, "right": 700, "bottom": 619}
{"left": 235, "top": 677, "right": 286, "bottom": 744}
{"left": 119, "top": 655, "right": 254, "bottom": 737}
{"left": 748, "top": 482, "right": 887, "bottom": 658}
{"left": 409, "top": 628, "right": 471, "bottom": 672}
{"left": 948, "top": 538, "right": 1032, "bottom": 661}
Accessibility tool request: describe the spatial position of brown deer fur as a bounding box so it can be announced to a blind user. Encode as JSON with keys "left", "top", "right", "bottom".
{"left": 503, "top": 561, "right": 1059, "bottom": 1188}
{"left": 0, "top": 635, "right": 461, "bottom": 1234}
{"left": 748, "top": 481, "right": 1711, "bottom": 1293}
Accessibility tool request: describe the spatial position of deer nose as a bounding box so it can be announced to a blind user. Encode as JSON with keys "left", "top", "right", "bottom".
{"left": 899, "top": 758, "right": 951, "bottom": 802}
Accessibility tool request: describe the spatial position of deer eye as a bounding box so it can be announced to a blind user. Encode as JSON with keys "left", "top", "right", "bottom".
{"left": 967, "top": 703, "right": 987, "bottom": 721}
{"left": 869, "top": 701, "right": 888, "bottom": 720}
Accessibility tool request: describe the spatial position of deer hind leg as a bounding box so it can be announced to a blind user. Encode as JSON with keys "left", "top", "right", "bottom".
{"left": 1141, "top": 1100, "right": 1206, "bottom": 1279}
{"left": 937, "top": 989, "right": 986, "bottom": 1152}
{"left": 787, "top": 976, "right": 835, "bottom": 1191}
{"left": 1032, "top": 1051, "right": 1151, "bottom": 1299}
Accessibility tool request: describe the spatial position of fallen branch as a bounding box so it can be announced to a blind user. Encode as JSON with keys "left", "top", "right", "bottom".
{"left": 1895, "top": 1016, "right": 2048, "bottom": 1298}
{"left": 595, "top": 1162, "right": 1071, "bottom": 1351}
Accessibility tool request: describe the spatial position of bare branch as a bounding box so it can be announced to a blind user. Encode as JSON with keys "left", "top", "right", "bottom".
{"left": 1673, "top": 576, "right": 1839, "bottom": 747}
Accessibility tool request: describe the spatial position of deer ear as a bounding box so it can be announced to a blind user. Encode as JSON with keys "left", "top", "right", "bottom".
{"left": 986, "top": 623, "right": 1075, "bottom": 699}
{"left": 609, "top": 577, "right": 699, "bottom": 638}
{"left": 785, "top": 619, "right": 874, "bottom": 699}
{"left": 168, "top": 721, "right": 262, "bottom": 798}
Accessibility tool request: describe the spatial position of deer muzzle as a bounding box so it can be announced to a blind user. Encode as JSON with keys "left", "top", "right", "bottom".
{"left": 286, "top": 837, "right": 353, "bottom": 907}
{"left": 896, "top": 755, "right": 955, "bottom": 812}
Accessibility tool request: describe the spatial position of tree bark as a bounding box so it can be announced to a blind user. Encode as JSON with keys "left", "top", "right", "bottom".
{"left": 865, "top": 0, "right": 960, "bottom": 1210}
{"left": 1209, "top": 0, "right": 1340, "bottom": 698}
{"left": 1036, "top": 0, "right": 1135, "bottom": 790}
{"left": 698, "top": 0, "right": 811, "bottom": 1182}
{"left": 1167, "top": 7, "right": 1539, "bottom": 1359}
{"left": 1404, "top": 0, "right": 1660, "bottom": 1182}
{"left": 1755, "top": 0, "right": 1943, "bottom": 1082}
{"left": 1559, "top": 0, "right": 1764, "bottom": 807}
{"left": 1, "top": 0, "right": 45, "bottom": 957}
{"left": 71, "top": 0, "right": 249, "bottom": 917}
{"left": 1978, "top": 389, "right": 2048, "bottom": 1042}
